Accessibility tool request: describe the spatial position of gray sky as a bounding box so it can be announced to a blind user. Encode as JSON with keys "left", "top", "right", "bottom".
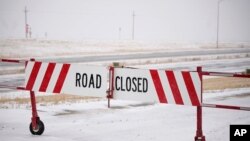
{"left": 0, "top": 0, "right": 250, "bottom": 43}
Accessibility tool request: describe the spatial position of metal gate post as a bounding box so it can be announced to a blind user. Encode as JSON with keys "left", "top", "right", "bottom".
{"left": 195, "top": 66, "right": 206, "bottom": 141}
{"left": 107, "top": 66, "right": 114, "bottom": 108}
{"left": 30, "top": 91, "right": 40, "bottom": 130}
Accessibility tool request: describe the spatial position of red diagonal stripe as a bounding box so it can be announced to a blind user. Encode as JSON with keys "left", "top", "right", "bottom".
{"left": 53, "top": 64, "right": 70, "bottom": 93}
{"left": 198, "top": 72, "right": 202, "bottom": 81}
{"left": 39, "top": 63, "right": 56, "bottom": 92}
{"left": 26, "top": 62, "right": 42, "bottom": 90}
{"left": 182, "top": 72, "right": 200, "bottom": 106}
{"left": 165, "top": 71, "right": 184, "bottom": 105}
{"left": 150, "top": 70, "right": 167, "bottom": 103}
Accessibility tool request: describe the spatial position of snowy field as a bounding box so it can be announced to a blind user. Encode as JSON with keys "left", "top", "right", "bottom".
{"left": 1, "top": 39, "right": 250, "bottom": 59}
{"left": 0, "top": 39, "right": 250, "bottom": 141}
{"left": 0, "top": 91, "right": 250, "bottom": 141}
{"left": 0, "top": 39, "right": 204, "bottom": 58}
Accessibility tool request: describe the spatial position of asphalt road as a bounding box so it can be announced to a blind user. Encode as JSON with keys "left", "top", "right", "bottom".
{"left": 1, "top": 48, "right": 250, "bottom": 67}
{"left": 40, "top": 48, "right": 250, "bottom": 63}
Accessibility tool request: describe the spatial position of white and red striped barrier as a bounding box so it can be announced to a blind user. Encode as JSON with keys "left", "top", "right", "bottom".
{"left": 200, "top": 71, "right": 250, "bottom": 111}
{"left": 24, "top": 61, "right": 202, "bottom": 107}
{"left": 112, "top": 68, "right": 201, "bottom": 106}
{"left": 0, "top": 58, "right": 27, "bottom": 90}
{"left": 1, "top": 58, "right": 27, "bottom": 63}
{"left": 202, "top": 103, "right": 250, "bottom": 111}
{"left": 25, "top": 61, "right": 107, "bottom": 97}
{"left": 202, "top": 71, "right": 250, "bottom": 78}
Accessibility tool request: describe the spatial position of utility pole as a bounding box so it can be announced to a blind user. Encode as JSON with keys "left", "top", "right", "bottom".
{"left": 132, "top": 11, "right": 135, "bottom": 40}
{"left": 216, "top": 1, "right": 220, "bottom": 48}
{"left": 29, "top": 27, "right": 32, "bottom": 38}
{"left": 24, "top": 6, "right": 28, "bottom": 39}
{"left": 216, "top": 0, "right": 225, "bottom": 48}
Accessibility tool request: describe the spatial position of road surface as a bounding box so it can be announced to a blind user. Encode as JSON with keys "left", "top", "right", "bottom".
{"left": 1, "top": 48, "right": 250, "bottom": 67}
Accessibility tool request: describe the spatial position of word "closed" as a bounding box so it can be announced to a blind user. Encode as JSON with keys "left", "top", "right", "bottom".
{"left": 115, "top": 76, "right": 148, "bottom": 93}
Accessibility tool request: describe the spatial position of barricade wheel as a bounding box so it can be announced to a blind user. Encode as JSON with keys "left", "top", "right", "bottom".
{"left": 29, "top": 120, "right": 45, "bottom": 135}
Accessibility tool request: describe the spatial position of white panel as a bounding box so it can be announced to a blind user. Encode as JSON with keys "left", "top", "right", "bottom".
{"left": 61, "top": 65, "right": 107, "bottom": 97}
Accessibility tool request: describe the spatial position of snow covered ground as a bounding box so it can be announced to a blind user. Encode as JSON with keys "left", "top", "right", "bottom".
{"left": 1, "top": 39, "right": 250, "bottom": 59}
{"left": 0, "top": 90, "right": 249, "bottom": 141}
{"left": 0, "top": 39, "right": 204, "bottom": 58}
{"left": 0, "top": 39, "right": 250, "bottom": 141}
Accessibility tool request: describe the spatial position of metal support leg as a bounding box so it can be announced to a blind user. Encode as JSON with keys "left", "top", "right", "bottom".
{"left": 30, "top": 91, "right": 39, "bottom": 130}
{"left": 29, "top": 91, "right": 45, "bottom": 135}
{"left": 107, "top": 95, "right": 111, "bottom": 108}
{"left": 195, "top": 106, "right": 206, "bottom": 141}
{"left": 195, "top": 66, "right": 206, "bottom": 141}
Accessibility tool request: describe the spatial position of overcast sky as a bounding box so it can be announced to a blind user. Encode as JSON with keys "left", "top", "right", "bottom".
{"left": 0, "top": 0, "right": 250, "bottom": 43}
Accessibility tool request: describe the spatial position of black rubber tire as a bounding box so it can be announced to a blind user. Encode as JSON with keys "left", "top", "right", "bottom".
{"left": 29, "top": 120, "right": 45, "bottom": 135}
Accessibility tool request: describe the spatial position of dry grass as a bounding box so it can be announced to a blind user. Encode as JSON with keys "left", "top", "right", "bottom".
{"left": 203, "top": 77, "right": 250, "bottom": 91}
{"left": 0, "top": 94, "right": 100, "bottom": 105}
